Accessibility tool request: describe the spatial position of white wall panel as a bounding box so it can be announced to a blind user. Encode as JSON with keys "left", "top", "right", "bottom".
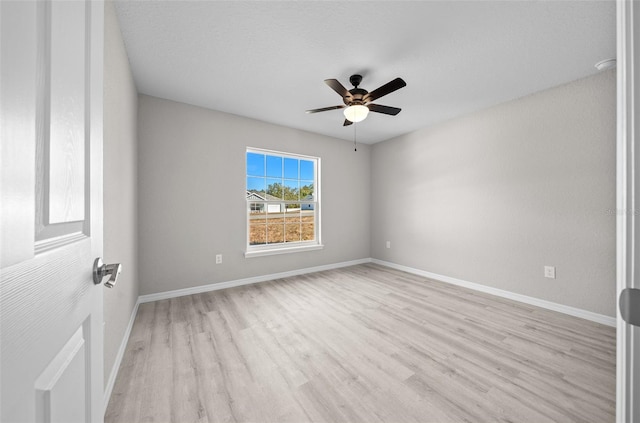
{"left": 137, "top": 95, "right": 371, "bottom": 295}
{"left": 371, "top": 70, "right": 616, "bottom": 317}
{"left": 103, "top": 0, "right": 140, "bottom": 396}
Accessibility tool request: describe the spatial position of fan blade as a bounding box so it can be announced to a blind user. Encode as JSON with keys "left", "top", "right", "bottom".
{"left": 325, "top": 79, "right": 351, "bottom": 98}
{"left": 306, "top": 105, "right": 345, "bottom": 114}
{"left": 367, "top": 104, "right": 402, "bottom": 116}
{"left": 364, "top": 78, "right": 406, "bottom": 102}
{"left": 343, "top": 119, "right": 353, "bottom": 126}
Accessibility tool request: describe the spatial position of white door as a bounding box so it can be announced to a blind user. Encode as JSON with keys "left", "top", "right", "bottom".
{"left": 616, "top": 1, "right": 639, "bottom": 422}
{"left": 1, "top": 0, "right": 105, "bottom": 422}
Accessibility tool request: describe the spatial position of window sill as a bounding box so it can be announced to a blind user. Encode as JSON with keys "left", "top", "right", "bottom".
{"left": 244, "top": 244, "right": 324, "bottom": 258}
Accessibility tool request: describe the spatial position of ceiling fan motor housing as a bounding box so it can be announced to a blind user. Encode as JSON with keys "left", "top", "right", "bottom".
{"left": 345, "top": 75, "right": 368, "bottom": 106}
{"left": 349, "top": 74, "right": 363, "bottom": 87}
{"left": 345, "top": 88, "right": 368, "bottom": 106}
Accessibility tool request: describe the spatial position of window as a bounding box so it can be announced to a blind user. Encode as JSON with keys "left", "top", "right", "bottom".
{"left": 245, "top": 148, "right": 321, "bottom": 257}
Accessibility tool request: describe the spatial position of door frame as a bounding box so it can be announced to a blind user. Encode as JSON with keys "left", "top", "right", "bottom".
{"left": 616, "top": 0, "right": 638, "bottom": 421}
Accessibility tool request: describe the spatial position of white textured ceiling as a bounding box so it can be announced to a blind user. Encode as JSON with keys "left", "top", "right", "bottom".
{"left": 114, "top": 0, "right": 615, "bottom": 144}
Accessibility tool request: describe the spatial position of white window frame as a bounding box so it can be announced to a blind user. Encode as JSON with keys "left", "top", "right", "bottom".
{"left": 245, "top": 147, "right": 322, "bottom": 258}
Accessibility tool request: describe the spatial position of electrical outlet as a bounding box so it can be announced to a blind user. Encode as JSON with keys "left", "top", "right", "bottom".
{"left": 386, "top": 241, "right": 391, "bottom": 249}
{"left": 544, "top": 266, "right": 556, "bottom": 279}
{"left": 216, "top": 254, "right": 222, "bottom": 264}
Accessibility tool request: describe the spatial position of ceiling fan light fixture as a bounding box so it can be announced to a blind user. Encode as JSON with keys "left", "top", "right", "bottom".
{"left": 343, "top": 104, "right": 369, "bottom": 123}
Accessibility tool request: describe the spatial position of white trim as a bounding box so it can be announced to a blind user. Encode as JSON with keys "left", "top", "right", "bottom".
{"left": 616, "top": 0, "right": 637, "bottom": 421}
{"left": 371, "top": 259, "right": 616, "bottom": 327}
{"left": 138, "top": 258, "right": 371, "bottom": 304}
{"left": 245, "top": 243, "right": 324, "bottom": 258}
{"left": 103, "top": 299, "right": 140, "bottom": 414}
{"left": 246, "top": 146, "right": 318, "bottom": 161}
{"left": 34, "top": 231, "right": 87, "bottom": 255}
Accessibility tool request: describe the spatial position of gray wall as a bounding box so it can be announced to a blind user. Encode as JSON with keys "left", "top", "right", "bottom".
{"left": 103, "top": 1, "right": 139, "bottom": 386}
{"left": 137, "top": 95, "right": 371, "bottom": 295}
{"left": 371, "top": 70, "right": 616, "bottom": 317}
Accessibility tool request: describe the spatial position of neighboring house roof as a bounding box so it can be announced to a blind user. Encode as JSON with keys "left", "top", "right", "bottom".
{"left": 246, "top": 191, "right": 266, "bottom": 201}
{"left": 246, "top": 191, "right": 282, "bottom": 201}
{"left": 302, "top": 194, "right": 314, "bottom": 201}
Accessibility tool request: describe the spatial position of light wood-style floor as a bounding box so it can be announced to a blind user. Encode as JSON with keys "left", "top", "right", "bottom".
{"left": 105, "top": 264, "right": 616, "bottom": 423}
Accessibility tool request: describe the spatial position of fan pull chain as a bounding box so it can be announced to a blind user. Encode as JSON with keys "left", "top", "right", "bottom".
{"left": 354, "top": 121, "right": 357, "bottom": 152}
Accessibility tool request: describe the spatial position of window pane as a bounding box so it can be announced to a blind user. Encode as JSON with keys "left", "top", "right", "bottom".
{"left": 248, "top": 202, "right": 266, "bottom": 215}
{"left": 267, "top": 222, "right": 284, "bottom": 244}
{"left": 301, "top": 208, "right": 315, "bottom": 241}
{"left": 247, "top": 177, "right": 266, "bottom": 196}
{"left": 301, "top": 223, "right": 314, "bottom": 241}
{"left": 285, "top": 208, "right": 300, "bottom": 223}
{"left": 283, "top": 180, "right": 299, "bottom": 201}
{"left": 285, "top": 223, "right": 301, "bottom": 242}
{"left": 301, "top": 207, "right": 315, "bottom": 221}
{"left": 300, "top": 182, "right": 314, "bottom": 200}
{"left": 265, "top": 202, "right": 283, "bottom": 214}
{"left": 266, "top": 155, "right": 282, "bottom": 178}
{"left": 285, "top": 203, "right": 300, "bottom": 212}
{"left": 246, "top": 152, "right": 265, "bottom": 177}
{"left": 300, "top": 160, "right": 314, "bottom": 180}
{"left": 249, "top": 223, "right": 266, "bottom": 245}
{"left": 284, "top": 158, "right": 298, "bottom": 179}
{"left": 266, "top": 179, "right": 282, "bottom": 199}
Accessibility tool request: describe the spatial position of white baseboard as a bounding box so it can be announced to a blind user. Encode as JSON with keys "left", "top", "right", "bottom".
{"left": 103, "top": 299, "right": 140, "bottom": 414}
{"left": 370, "top": 259, "right": 616, "bottom": 327}
{"left": 138, "top": 258, "right": 372, "bottom": 304}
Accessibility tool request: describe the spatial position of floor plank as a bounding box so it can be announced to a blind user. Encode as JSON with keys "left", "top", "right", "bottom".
{"left": 105, "top": 264, "right": 615, "bottom": 423}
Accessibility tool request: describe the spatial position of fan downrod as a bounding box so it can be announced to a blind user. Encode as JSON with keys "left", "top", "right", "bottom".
{"left": 349, "top": 74, "right": 363, "bottom": 88}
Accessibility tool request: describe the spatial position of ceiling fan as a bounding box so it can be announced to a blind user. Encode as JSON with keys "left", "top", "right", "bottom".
{"left": 306, "top": 74, "right": 406, "bottom": 126}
